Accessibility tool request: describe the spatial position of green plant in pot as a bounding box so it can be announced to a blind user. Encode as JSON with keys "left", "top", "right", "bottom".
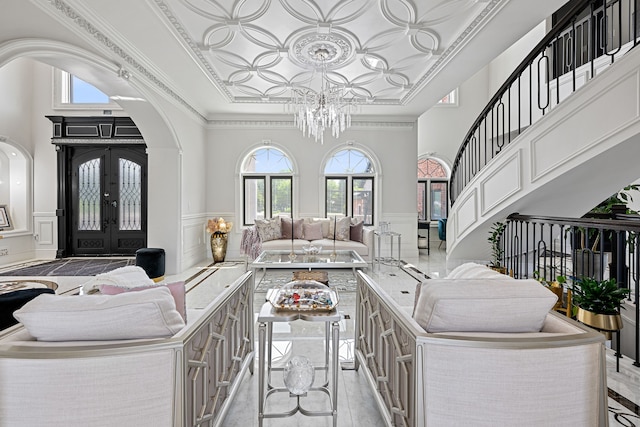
{"left": 571, "top": 277, "right": 630, "bottom": 338}
{"left": 487, "top": 221, "right": 507, "bottom": 274}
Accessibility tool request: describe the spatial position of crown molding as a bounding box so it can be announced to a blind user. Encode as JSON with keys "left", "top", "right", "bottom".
{"left": 206, "top": 118, "right": 415, "bottom": 130}
{"left": 37, "top": 0, "right": 206, "bottom": 122}
{"left": 402, "top": 0, "right": 505, "bottom": 104}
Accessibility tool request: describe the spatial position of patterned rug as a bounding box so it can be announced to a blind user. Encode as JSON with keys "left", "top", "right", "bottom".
{"left": 0, "top": 258, "right": 136, "bottom": 277}
{"left": 254, "top": 268, "right": 358, "bottom": 293}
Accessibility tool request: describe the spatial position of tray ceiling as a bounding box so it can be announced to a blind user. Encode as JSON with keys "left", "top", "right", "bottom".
{"left": 160, "top": 0, "right": 496, "bottom": 107}
{"left": 5, "top": 0, "right": 566, "bottom": 119}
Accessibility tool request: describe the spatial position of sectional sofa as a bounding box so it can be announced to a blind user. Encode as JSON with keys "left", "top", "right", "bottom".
{"left": 354, "top": 264, "right": 608, "bottom": 426}
{"left": 241, "top": 216, "right": 374, "bottom": 261}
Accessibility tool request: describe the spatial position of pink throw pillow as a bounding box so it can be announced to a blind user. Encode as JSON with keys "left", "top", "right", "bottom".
{"left": 99, "top": 281, "right": 186, "bottom": 322}
{"left": 281, "top": 217, "right": 304, "bottom": 239}
{"left": 350, "top": 221, "right": 364, "bottom": 243}
{"left": 303, "top": 222, "right": 323, "bottom": 240}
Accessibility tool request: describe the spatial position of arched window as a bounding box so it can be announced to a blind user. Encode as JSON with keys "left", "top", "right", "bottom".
{"left": 53, "top": 69, "right": 121, "bottom": 110}
{"left": 241, "top": 146, "right": 294, "bottom": 225}
{"left": 324, "top": 148, "right": 375, "bottom": 225}
{"left": 417, "top": 157, "right": 449, "bottom": 221}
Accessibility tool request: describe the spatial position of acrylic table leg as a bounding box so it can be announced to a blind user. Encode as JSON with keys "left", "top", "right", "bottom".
{"left": 331, "top": 320, "right": 340, "bottom": 427}
{"left": 258, "top": 321, "right": 266, "bottom": 426}
{"left": 376, "top": 233, "right": 382, "bottom": 270}
{"left": 267, "top": 322, "right": 273, "bottom": 386}
{"left": 324, "top": 321, "right": 330, "bottom": 385}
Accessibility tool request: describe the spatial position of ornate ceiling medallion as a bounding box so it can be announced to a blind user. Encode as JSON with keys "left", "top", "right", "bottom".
{"left": 290, "top": 31, "right": 357, "bottom": 70}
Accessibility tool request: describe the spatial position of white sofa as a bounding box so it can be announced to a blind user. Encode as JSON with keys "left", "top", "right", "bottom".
{"left": 354, "top": 268, "right": 608, "bottom": 426}
{"left": 241, "top": 216, "right": 374, "bottom": 262}
{"left": 0, "top": 272, "right": 254, "bottom": 427}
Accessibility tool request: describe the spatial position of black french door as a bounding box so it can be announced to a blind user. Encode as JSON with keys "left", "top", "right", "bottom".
{"left": 67, "top": 146, "right": 147, "bottom": 255}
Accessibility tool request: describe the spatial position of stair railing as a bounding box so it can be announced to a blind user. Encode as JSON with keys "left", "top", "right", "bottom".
{"left": 504, "top": 211, "right": 640, "bottom": 370}
{"left": 451, "top": 0, "right": 639, "bottom": 203}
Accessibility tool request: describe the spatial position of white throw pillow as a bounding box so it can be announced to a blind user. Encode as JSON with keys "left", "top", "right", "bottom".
{"left": 446, "top": 262, "right": 506, "bottom": 279}
{"left": 81, "top": 265, "right": 154, "bottom": 294}
{"left": 14, "top": 286, "right": 185, "bottom": 341}
{"left": 255, "top": 217, "right": 282, "bottom": 242}
{"left": 412, "top": 279, "right": 557, "bottom": 333}
{"left": 329, "top": 217, "right": 351, "bottom": 241}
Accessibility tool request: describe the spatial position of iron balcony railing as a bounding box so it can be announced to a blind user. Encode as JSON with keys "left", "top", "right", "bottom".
{"left": 451, "top": 0, "right": 640, "bottom": 203}
{"left": 502, "top": 211, "right": 640, "bottom": 370}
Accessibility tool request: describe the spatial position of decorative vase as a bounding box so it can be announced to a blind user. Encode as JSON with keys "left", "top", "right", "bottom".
{"left": 210, "top": 232, "right": 228, "bottom": 263}
{"left": 576, "top": 307, "right": 623, "bottom": 339}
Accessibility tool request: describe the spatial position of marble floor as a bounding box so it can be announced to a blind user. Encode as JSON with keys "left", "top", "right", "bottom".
{"left": 2, "top": 248, "right": 639, "bottom": 426}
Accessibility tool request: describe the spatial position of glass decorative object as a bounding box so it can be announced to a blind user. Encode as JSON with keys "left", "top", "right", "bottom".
{"left": 283, "top": 355, "right": 315, "bottom": 395}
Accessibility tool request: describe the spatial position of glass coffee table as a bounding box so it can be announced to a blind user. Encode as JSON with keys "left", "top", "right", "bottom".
{"left": 250, "top": 250, "right": 367, "bottom": 275}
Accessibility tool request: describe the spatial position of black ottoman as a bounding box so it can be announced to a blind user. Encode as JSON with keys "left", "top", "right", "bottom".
{"left": 135, "top": 248, "right": 166, "bottom": 282}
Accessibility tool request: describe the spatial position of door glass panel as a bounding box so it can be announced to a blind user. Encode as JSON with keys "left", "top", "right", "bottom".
{"left": 78, "top": 158, "right": 101, "bottom": 231}
{"left": 119, "top": 158, "right": 142, "bottom": 231}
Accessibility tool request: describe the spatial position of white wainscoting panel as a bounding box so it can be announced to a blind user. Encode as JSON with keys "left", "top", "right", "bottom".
{"left": 480, "top": 150, "right": 521, "bottom": 215}
{"left": 454, "top": 189, "right": 478, "bottom": 239}
{"left": 531, "top": 71, "right": 640, "bottom": 181}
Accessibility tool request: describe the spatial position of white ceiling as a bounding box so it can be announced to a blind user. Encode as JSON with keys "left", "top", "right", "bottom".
{"left": 3, "top": 0, "right": 567, "bottom": 120}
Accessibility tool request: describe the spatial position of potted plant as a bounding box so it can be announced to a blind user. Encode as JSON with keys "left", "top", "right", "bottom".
{"left": 571, "top": 277, "right": 630, "bottom": 338}
{"left": 534, "top": 272, "right": 568, "bottom": 314}
{"left": 487, "top": 221, "right": 507, "bottom": 274}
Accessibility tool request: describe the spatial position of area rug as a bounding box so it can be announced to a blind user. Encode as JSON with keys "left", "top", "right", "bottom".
{"left": 254, "top": 269, "right": 358, "bottom": 293}
{"left": 0, "top": 258, "right": 136, "bottom": 277}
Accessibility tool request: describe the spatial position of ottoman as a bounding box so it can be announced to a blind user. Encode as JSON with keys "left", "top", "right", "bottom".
{"left": 135, "top": 248, "right": 166, "bottom": 282}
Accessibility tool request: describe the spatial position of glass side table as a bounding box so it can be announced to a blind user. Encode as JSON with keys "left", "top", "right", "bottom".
{"left": 257, "top": 302, "right": 340, "bottom": 426}
{"left": 374, "top": 230, "right": 402, "bottom": 268}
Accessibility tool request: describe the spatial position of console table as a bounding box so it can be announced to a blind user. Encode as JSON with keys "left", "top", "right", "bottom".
{"left": 257, "top": 302, "right": 340, "bottom": 426}
{"left": 374, "top": 230, "right": 402, "bottom": 267}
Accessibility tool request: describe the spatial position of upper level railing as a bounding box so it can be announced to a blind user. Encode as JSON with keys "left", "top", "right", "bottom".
{"left": 450, "top": 0, "right": 640, "bottom": 203}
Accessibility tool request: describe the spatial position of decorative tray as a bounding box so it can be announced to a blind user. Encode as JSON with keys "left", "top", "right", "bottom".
{"left": 269, "top": 280, "right": 338, "bottom": 311}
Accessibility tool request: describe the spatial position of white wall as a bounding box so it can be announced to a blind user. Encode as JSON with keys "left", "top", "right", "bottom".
{"left": 208, "top": 120, "right": 419, "bottom": 260}
{"left": 417, "top": 68, "right": 490, "bottom": 167}
{"left": 487, "top": 22, "right": 547, "bottom": 96}
{"left": 0, "top": 58, "right": 37, "bottom": 262}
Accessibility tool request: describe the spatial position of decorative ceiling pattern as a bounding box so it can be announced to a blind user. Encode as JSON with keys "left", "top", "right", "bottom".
{"left": 157, "top": 0, "right": 499, "bottom": 106}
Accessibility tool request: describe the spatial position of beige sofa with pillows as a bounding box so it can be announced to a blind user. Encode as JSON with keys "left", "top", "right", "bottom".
{"left": 355, "top": 263, "right": 608, "bottom": 427}
{"left": 0, "top": 267, "right": 254, "bottom": 427}
{"left": 241, "top": 216, "right": 374, "bottom": 261}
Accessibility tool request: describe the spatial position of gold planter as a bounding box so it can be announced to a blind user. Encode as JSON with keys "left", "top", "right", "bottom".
{"left": 210, "top": 232, "right": 228, "bottom": 263}
{"left": 489, "top": 266, "right": 508, "bottom": 275}
{"left": 576, "top": 307, "right": 623, "bottom": 339}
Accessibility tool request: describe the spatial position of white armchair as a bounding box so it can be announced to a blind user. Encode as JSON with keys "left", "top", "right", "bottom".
{"left": 354, "top": 271, "right": 608, "bottom": 426}
{"left": 0, "top": 272, "right": 254, "bottom": 427}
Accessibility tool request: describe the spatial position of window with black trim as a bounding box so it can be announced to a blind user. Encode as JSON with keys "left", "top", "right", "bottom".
{"left": 417, "top": 157, "right": 449, "bottom": 221}
{"left": 241, "top": 147, "right": 293, "bottom": 225}
{"left": 324, "top": 149, "right": 374, "bottom": 225}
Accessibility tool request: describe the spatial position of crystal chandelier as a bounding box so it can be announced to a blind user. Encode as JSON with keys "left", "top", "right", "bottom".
{"left": 290, "top": 48, "right": 357, "bottom": 144}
